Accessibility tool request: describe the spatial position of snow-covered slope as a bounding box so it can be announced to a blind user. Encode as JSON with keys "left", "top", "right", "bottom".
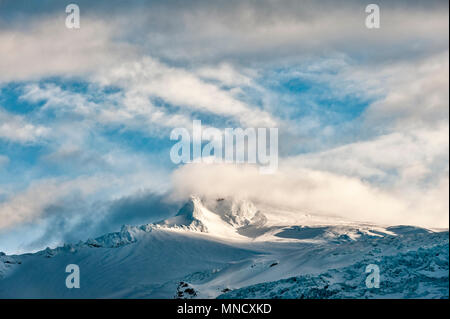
{"left": 0, "top": 196, "right": 448, "bottom": 298}
{"left": 218, "top": 243, "right": 449, "bottom": 299}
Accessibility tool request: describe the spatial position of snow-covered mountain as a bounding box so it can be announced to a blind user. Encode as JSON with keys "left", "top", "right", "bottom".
{"left": 0, "top": 196, "right": 448, "bottom": 298}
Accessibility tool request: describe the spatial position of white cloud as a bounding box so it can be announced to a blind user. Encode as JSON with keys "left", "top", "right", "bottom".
{"left": 0, "top": 176, "right": 105, "bottom": 230}
{"left": 289, "top": 125, "right": 449, "bottom": 184}
{"left": 21, "top": 83, "right": 96, "bottom": 116}
{"left": 0, "top": 109, "right": 50, "bottom": 143}
{"left": 20, "top": 56, "right": 277, "bottom": 137}
{"left": 94, "top": 57, "right": 277, "bottom": 127}
{"left": 0, "top": 164, "right": 171, "bottom": 231}
{"left": 120, "top": 1, "right": 448, "bottom": 64}
{"left": 20, "top": 82, "right": 193, "bottom": 137}
{"left": 363, "top": 52, "right": 449, "bottom": 130}
{"left": 0, "top": 17, "right": 135, "bottom": 82}
{"left": 171, "top": 162, "right": 448, "bottom": 228}
{"left": 196, "top": 63, "right": 254, "bottom": 87}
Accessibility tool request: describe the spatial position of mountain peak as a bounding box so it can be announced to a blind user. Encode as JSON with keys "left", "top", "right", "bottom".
{"left": 155, "top": 195, "right": 267, "bottom": 238}
{"left": 175, "top": 195, "right": 204, "bottom": 218}
{"left": 157, "top": 195, "right": 208, "bottom": 232}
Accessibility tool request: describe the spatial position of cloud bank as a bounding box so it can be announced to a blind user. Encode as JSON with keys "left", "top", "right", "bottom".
{"left": 172, "top": 162, "right": 448, "bottom": 228}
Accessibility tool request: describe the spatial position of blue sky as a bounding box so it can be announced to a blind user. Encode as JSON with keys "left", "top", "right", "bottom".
{"left": 0, "top": 0, "right": 448, "bottom": 254}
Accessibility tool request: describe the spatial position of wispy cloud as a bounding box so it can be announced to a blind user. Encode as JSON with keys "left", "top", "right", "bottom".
{"left": 0, "top": 109, "right": 50, "bottom": 143}
{"left": 0, "top": 176, "right": 105, "bottom": 230}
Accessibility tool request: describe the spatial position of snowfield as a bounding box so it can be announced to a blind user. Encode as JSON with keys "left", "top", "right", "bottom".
{"left": 0, "top": 196, "right": 448, "bottom": 298}
{"left": 218, "top": 243, "right": 449, "bottom": 299}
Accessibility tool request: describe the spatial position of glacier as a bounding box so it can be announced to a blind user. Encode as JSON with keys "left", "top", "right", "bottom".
{"left": 0, "top": 196, "right": 448, "bottom": 299}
